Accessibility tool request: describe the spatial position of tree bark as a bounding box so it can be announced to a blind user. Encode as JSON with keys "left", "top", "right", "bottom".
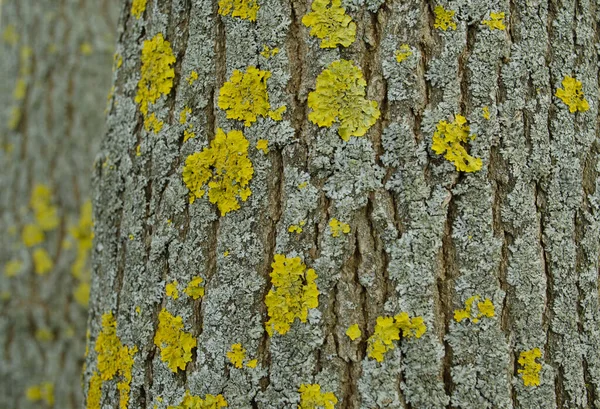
{"left": 85, "top": 0, "right": 600, "bottom": 408}
{"left": 0, "top": 1, "right": 119, "bottom": 408}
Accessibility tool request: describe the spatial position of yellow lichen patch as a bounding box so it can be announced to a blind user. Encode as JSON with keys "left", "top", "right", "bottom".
{"left": 131, "top": 0, "right": 147, "bottom": 19}
{"left": 367, "top": 313, "right": 426, "bottom": 362}
{"left": 434, "top": 5, "right": 457, "bottom": 31}
{"left": 218, "top": 66, "right": 286, "bottom": 126}
{"left": 114, "top": 53, "right": 123, "bottom": 70}
{"left": 218, "top": 0, "right": 259, "bottom": 21}
{"left": 247, "top": 359, "right": 258, "bottom": 368}
{"left": 307, "top": 59, "right": 380, "bottom": 141}
{"left": 432, "top": 114, "right": 482, "bottom": 173}
{"left": 454, "top": 295, "right": 495, "bottom": 323}
{"left": 168, "top": 390, "right": 228, "bottom": 409}
{"left": 87, "top": 312, "right": 137, "bottom": 409}
{"left": 80, "top": 42, "right": 93, "bottom": 55}
{"left": 298, "top": 182, "right": 308, "bottom": 189}
{"left": 302, "top": 0, "right": 356, "bottom": 48}
{"left": 74, "top": 282, "right": 91, "bottom": 307}
{"left": 30, "top": 184, "right": 59, "bottom": 231}
{"left": 187, "top": 71, "right": 199, "bottom": 85}
{"left": 33, "top": 248, "right": 53, "bottom": 275}
{"left": 135, "top": 33, "right": 176, "bottom": 116}
{"left": 35, "top": 328, "right": 54, "bottom": 342}
{"left": 144, "top": 112, "right": 164, "bottom": 134}
{"left": 256, "top": 139, "right": 269, "bottom": 154}
{"left": 183, "top": 128, "right": 254, "bottom": 216}
{"left": 4, "top": 259, "right": 23, "bottom": 277}
{"left": 154, "top": 309, "right": 197, "bottom": 372}
{"left": 265, "top": 254, "right": 320, "bottom": 336}
{"left": 227, "top": 343, "right": 246, "bottom": 368}
{"left": 482, "top": 106, "right": 491, "bottom": 120}
{"left": 2, "top": 24, "right": 19, "bottom": 45}
{"left": 70, "top": 200, "right": 94, "bottom": 279}
{"left": 260, "top": 45, "right": 280, "bottom": 58}
{"left": 329, "top": 218, "right": 350, "bottom": 237}
{"left": 298, "top": 384, "right": 338, "bottom": 409}
{"left": 556, "top": 76, "right": 589, "bottom": 113}
{"left": 184, "top": 128, "right": 196, "bottom": 142}
{"left": 395, "top": 44, "right": 413, "bottom": 63}
{"left": 166, "top": 280, "right": 179, "bottom": 299}
{"left": 518, "top": 348, "right": 542, "bottom": 387}
{"left": 482, "top": 12, "right": 506, "bottom": 30}
{"left": 346, "top": 324, "right": 361, "bottom": 340}
{"left": 288, "top": 220, "right": 306, "bottom": 234}
{"left": 22, "top": 223, "right": 45, "bottom": 247}
{"left": 180, "top": 107, "right": 192, "bottom": 124}
{"left": 26, "top": 382, "right": 54, "bottom": 406}
{"left": 9, "top": 106, "right": 22, "bottom": 130}
{"left": 14, "top": 78, "right": 27, "bottom": 100}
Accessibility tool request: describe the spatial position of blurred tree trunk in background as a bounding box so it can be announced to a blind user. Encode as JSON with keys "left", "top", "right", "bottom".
{"left": 84, "top": 0, "right": 600, "bottom": 408}
{"left": 0, "top": 1, "right": 119, "bottom": 408}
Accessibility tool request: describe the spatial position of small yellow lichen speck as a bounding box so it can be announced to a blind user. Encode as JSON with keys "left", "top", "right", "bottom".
{"left": 26, "top": 383, "right": 54, "bottom": 406}
{"left": 35, "top": 328, "right": 53, "bottom": 341}
{"left": 14, "top": 78, "right": 26, "bottom": 100}
{"left": 218, "top": 0, "right": 259, "bottom": 21}
{"left": 184, "top": 128, "right": 196, "bottom": 142}
{"left": 227, "top": 343, "right": 246, "bottom": 368}
{"left": 30, "top": 184, "right": 59, "bottom": 231}
{"left": 144, "top": 112, "right": 164, "bottom": 134}
{"left": 329, "top": 218, "right": 350, "bottom": 237}
{"left": 395, "top": 44, "right": 413, "bottom": 63}
{"left": 4, "top": 259, "right": 23, "bottom": 277}
{"left": 74, "top": 282, "right": 91, "bottom": 307}
{"left": 167, "top": 390, "right": 228, "bottom": 409}
{"left": 482, "top": 106, "right": 491, "bottom": 120}
{"left": 556, "top": 76, "right": 589, "bottom": 113}
{"left": 247, "top": 359, "right": 258, "bottom": 368}
{"left": 482, "top": 12, "right": 506, "bottom": 30}
{"left": 218, "top": 66, "right": 286, "bottom": 126}
{"left": 87, "top": 312, "right": 137, "bottom": 409}
{"left": 22, "top": 223, "right": 45, "bottom": 247}
{"left": 431, "top": 114, "right": 482, "bottom": 173}
{"left": 302, "top": 0, "right": 356, "bottom": 48}
{"left": 33, "top": 248, "right": 53, "bottom": 275}
{"left": 260, "top": 45, "right": 280, "bottom": 58}
{"left": 298, "top": 384, "right": 338, "bottom": 409}
{"left": 187, "top": 71, "right": 199, "bottom": 85}
{"left": 184, "top": 276, "right": 205, "bottom": 299}
{"left": 367, "top": 313, "right": 426, "bottom": 362}
{"left": 131, "top": 0, "right": 147, "bottom": 19}
{"left": 288, "top": 220, "right": 306, "bottom": 234}
{"left": 183, "top": 128, "right": 254, "bottom": 216}
{"left": 180, "top": 107, "right": 192, "bottom": 124}
{"left": 135, "top": 33, "right": 176, "bottom": 116}
{"left": 265, "top": 254, "right": 320, "bottom": 336}
{"left": 154, "top": 309, "right": 197, "bottom": 372}
{"left": 223, "top": 250, "right": 230, "bottom": 256}
{"left": 454, "top": 295, "right": 495, "bottom": 323}
{"left": 346, "top": 324, "right": 361, "bottom": 340}
{"left": 434, "top": 5, "right": 457, "bottom": 31}
{"left": 518, "top": 348, "right": 542, "bottom": 387}
{"left": 166, "top": 280, "right": 179, "bottom": 299}
{"left": 298, "top": 182, "right": 308, "bottom": 189}
{"left": 256, "top": 139, "right": 269, "bottom": 154}
{"left": 308, "top": 59, "right": 380, "bottom": 141}
{"left": 2, "top": 24, "right": 19, "bottom": 45}
{"left": 80, "top": 42, "right": 93, "bottom": 55}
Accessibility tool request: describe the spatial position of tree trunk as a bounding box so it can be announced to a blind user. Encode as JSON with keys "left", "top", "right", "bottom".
{"left": 85, "top": 0, "right": 600, "bottom": 408}
{"left": 0, "top": 1, "right": 119, "bottom": 408}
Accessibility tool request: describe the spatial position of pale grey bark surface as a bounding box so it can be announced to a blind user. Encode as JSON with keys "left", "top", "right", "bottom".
{"left": 0, "top": 1, "right": 119, "bottom": 408}
{"left": 85, "top": 0, "right": 600, "bottom": 408}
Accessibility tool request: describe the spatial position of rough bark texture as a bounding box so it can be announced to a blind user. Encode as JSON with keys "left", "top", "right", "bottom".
{"left": 86, "top": 0, "right": 600, "bottom": 408}
{"left": 0, "top": 1, "right": 119, "bottom": 408}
